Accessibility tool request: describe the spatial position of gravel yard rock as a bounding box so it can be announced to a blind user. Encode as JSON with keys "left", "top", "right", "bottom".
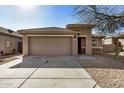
{"left": 77, "top": 55, "right": 124, "bottom": 88}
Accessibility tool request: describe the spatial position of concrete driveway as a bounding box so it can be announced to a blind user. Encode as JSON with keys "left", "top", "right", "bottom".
{"left": 0, "top": 56, "right": 99, "bottom": 88}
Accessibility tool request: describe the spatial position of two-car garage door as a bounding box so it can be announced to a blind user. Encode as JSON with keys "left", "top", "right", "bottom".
{"left": 28, "top": 37, "right": 72, "bottom": 56}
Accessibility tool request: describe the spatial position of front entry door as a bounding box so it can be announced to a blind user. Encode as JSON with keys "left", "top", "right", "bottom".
{"left": 78, "top": 37, "right": 81, "bottom": 54}
{"left": 78, "top": 37, "right": 86, "bottom": 54}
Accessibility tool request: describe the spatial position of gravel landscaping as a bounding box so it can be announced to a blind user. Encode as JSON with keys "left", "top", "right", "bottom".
{"left": 77, "top": 54, "right": 124, "bottom": 88}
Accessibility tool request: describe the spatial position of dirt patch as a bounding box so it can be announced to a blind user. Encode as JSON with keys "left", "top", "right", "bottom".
{"left": 0, "top": 58, "right": 19, "bottom": 65}
{"left": 77, "top": 55, "right": 124, "bottom": 88}
{"left": 0, "top": 54, "right": 21, "bottom": 65}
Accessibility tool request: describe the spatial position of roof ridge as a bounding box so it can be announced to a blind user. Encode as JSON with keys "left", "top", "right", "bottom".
{"left": 17, "top": 27, "right": 68, "bottom": 31}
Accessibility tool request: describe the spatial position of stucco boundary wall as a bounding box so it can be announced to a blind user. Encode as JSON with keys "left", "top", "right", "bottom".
{"left": 103, "top": 44, "right": 116, "bottom": 53}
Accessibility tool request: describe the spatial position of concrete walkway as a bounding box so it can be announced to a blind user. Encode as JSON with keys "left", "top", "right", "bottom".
{"left": 0, "top": 56, "right": 99, "bottom": 88}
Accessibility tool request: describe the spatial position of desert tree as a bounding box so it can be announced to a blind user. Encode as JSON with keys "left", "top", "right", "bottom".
{"left": 74, "top": 5, "right": 124, "bottom": 58}
{"left": 74, "top": 5, "right": 124, "bottom": 35}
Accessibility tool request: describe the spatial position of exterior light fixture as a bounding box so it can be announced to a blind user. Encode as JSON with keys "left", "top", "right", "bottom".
{"left": 74, "top": 35, "right": 77, "bottom": 39}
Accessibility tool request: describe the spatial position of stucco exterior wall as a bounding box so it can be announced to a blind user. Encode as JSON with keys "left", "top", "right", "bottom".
{"left": 103, "top": 38, "right": 116, "bottom": 53}
{"left": 92, "top": 37, "right": 103, "bottom": 55}
{"left": 72, "top": 36, "right": 78, "bottom": 56}
{"left": 0, "top": 33, "right": 22, "bottom": 55}
{"left": 67, "top": 25, "right": 93, "bottom": 55}
{"left": 23, "top": 35, "right": 28, "bottom": 56}
{"left": 85, "top": 31, "right": 92, "bottom": 55}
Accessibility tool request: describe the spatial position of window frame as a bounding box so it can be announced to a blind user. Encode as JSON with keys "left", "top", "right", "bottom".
{"left": 92, "top": 39, "right": 98, "bottom": 47}
{"left": 5, "top": 40, "right": 11, "bottom": 48}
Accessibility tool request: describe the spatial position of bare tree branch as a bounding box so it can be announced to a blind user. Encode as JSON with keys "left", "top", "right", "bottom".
{"left": 74, "top": 5, "right": 124, "bottom": 35}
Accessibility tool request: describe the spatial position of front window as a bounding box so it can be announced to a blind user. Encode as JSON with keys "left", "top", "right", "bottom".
{"left": 5, "top": 40, "right": 11, "bottom": 48}
{"left": 92, "top": 39, "right": 97, "bottom": 46}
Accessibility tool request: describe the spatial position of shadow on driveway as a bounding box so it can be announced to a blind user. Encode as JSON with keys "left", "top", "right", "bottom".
{"left": 10, "top": 56, "right": 82, "bottom": 68}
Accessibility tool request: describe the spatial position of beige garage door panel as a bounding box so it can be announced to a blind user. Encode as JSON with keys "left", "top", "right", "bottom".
{"left": 29, "top": 37, "right": 72, "bottom": 56}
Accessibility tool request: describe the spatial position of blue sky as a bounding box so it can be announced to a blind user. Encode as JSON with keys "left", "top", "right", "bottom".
{"left": 0, "top": 5, "right": 78, "bottom": 31}
{"left": 0, "top": 5, "right": 124, "bottom": 33}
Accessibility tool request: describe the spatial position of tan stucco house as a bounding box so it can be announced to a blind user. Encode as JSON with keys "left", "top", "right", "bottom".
{"left": 18, "top": 24, "right": 104, "bottom": 56}
{"left": 103, "top": 32, "right": 124, "bottom": 53}
{"left": 0, "top": 27, "right": 22, "bottom": 56}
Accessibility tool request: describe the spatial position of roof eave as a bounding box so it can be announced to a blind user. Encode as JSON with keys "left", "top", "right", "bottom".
{"left": 18, "top": 30, "right": 79, "bottom": 35}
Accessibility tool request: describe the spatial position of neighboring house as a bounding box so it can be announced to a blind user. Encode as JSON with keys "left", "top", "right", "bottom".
{"left": 103, "top": 37, "right": 116, "bottom": 53}
{"left": 0, "top": 27, "right": 22, "bottom": 56}
{"left": 18, "top": 24, "right": 104, "bottom": 56}
{"left": 103, "top": 32, "right": 124, "bottom": 53}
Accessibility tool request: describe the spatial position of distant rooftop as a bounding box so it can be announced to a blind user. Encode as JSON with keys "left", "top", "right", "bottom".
{"left": 92, "top": 34, "right": 105, "bottom": 38}
{"left": 116, "top": 32, "right": 124, "bottom": 38}
{"left": 0, "top": 27, "right": 22, "bottom": 38}
{"left": 66, "top": 24, "right": 95, "bottom": 28}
